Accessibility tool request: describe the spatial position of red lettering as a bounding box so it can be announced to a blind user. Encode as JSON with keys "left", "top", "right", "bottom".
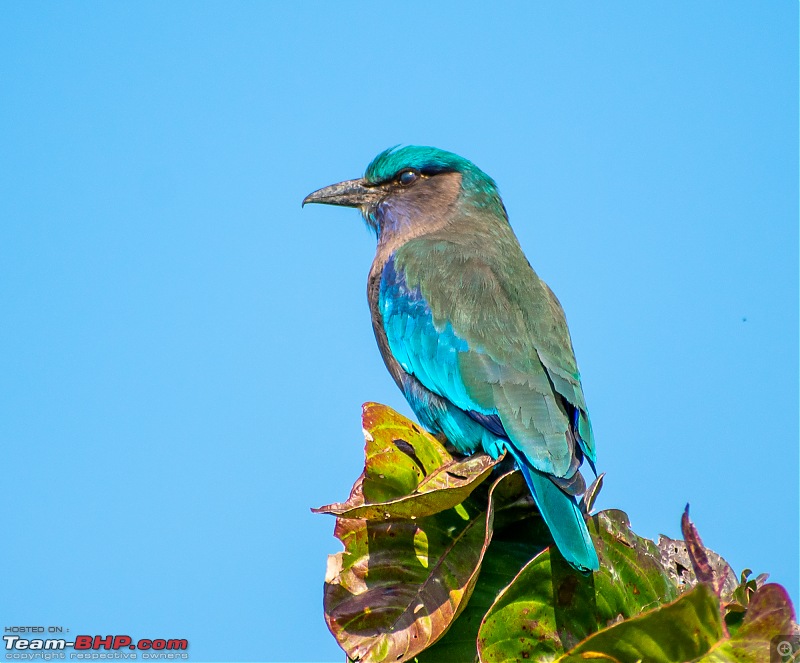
{"left": 74, "top": 636, "right": 92, "bottom": 650}
{"left": 113, "top": 636, "right": 132, "bottom": 650}
{"left": 93, "top": 636, "right": 114, "bottom": 650}
{"left": 166, "top": 640, "right": 188, "bottom": 650}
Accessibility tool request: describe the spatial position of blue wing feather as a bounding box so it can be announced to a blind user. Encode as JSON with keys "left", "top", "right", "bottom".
{"left": 381, "top": 255, "right": 571, "bottom": 474}
{"left": 379, "top": 254, "right": 599, "bottom": 572}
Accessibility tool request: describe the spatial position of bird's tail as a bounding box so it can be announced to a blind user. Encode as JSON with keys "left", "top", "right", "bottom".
{"left": 507, "top": 446, "right": 599, "bottom": 573}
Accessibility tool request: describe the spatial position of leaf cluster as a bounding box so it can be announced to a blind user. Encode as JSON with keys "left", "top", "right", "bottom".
{"left": 316, "top": 404, "right": 797, "bottom": 663}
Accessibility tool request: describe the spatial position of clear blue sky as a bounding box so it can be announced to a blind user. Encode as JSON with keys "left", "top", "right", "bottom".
{"left": 1, "top": 3, "right": 796, "bottom": 661}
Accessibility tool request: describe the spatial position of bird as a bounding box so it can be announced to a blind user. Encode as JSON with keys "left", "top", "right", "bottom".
{"left": 303, "top": 146, "right": 599, "bottom": 572}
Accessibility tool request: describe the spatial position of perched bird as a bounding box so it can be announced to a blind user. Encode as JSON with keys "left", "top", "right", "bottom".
{"left": 303, "top": 146, "right": 599, "bottom": 572}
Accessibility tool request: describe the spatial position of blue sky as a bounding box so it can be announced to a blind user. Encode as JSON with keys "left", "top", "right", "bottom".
{"left": 1, "top": 2, "right": 796, "bottom": 661}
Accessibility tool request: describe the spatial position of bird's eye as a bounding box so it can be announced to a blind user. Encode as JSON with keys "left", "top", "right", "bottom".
{"left": 398, "top": 169, "right": 419, "bottom": 186}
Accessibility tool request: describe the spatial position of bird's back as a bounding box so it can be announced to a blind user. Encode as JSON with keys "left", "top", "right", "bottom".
{"left": 378, "top": 221, "right": 595, "bottom": 479}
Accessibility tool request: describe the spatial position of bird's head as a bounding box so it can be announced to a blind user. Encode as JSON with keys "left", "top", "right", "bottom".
{"left": 303, "top": 146, "right": 506, "bottom": 239}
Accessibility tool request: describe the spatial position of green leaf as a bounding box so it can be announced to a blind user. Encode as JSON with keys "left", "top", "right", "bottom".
{"left": 557, "top": 583, "right": 724, "bottom": 663}
{"left": 313, "top": 403, "right": 501, "bottom": 520}
{"left": 314, "top": 454, "right": 500, "bottom": 521}
{"left": 416, "top": 474, "right": 551, "bottom": 662}
{"left": 591, "top": 510, "right": 680, "bottom": 620}
{"left": 477, "top": 510, "right": 679, "bottom": 662}
{"left": 361, "top": 402, "right": 452, "bottom": 502}
{"left": 323, "top": 470, "right": 517, "bottom": 663}
{"left": 415, "top": 540, "right": 535, "bottom": 663}
{"left": 724, "top": 568, "right": 768, "bottom": 633}
{"left": 555, "top": 580, "right": 796, "bottom": 663}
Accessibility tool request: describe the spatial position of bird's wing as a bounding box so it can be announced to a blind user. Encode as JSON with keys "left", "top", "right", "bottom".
{"left": 382, "top": 240, "right": 594, "bottom": 477}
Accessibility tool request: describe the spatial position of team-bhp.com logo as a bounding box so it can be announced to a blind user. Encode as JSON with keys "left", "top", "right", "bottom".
{"left": 4, "top": 635, "right": 189, "bottom": 660}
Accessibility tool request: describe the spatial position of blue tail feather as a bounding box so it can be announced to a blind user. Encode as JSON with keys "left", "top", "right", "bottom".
{"left": 507, "top": 445, "right": 599, "bottom": 573}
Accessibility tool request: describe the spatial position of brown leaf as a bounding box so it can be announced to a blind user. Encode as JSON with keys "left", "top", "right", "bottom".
{"left": 681, "top": 505, "right": 721, "bottom": 593}
{"left": 324, "top": 470, "right": 517, "bottom": 663}
{"left": 737, "top": 583, "right": 796, "bottom": 640}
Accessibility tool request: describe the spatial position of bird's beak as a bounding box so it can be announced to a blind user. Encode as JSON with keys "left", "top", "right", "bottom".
{"left": 302, "top": 178, "right": 385, "bottom": 208}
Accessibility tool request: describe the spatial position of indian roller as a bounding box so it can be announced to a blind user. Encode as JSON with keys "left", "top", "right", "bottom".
{"left": 303, "top": 146, "right": 599, "bottom": 572}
